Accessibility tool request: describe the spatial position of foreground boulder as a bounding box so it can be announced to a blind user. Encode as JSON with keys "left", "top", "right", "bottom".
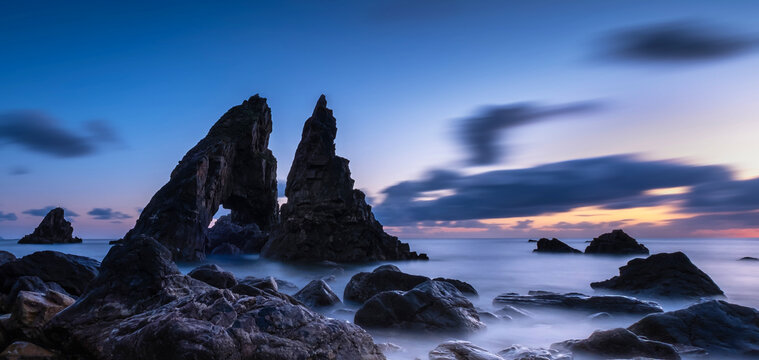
{"left": 553, "top": 328, "right": 679, "bottom": 360}
{"left": 533, "top": 238, "right": 581, "bottom": 254}
{"left": 584, "top": 229, "right": 649, "bottom": 255}
{"left": 2, "top": 277, "right": 69, "bottom": 312}
{"left": 344, "top": 265, "right": 430, "bottom": 303}
{"left": 0, "top": 341, "right": 58, "bottom": 360}
{"left": 628, "top": 300, "right": 759, "bottom": 357}
{"left": 429, "top": 341, "right": 503, "bottom": 360}
{"left": 354, "top": 280, "right": 484, "bottom": 333}
{"left": 0, "top": 252, "right": 15, "bottom": 266}
{"left": 124, "top": 95, "right": 279, "bottom": 261}
{"left": 0, "top": 251, "right": 99, "bottom": 298}
{"left": 7, "top": 290, "right": 74, "bottom": 341}
{"left": 493, "top": 291, "right": 662, "bottom": 315}
{"left": 262, "top": 96, "right": 427, "bottom": 262}
{"left": 591, "top": 252, "right": 724, "bottom": 299}
{"left": 207, "top": 215, "right": 267, "bottom": 254}
{"left": 293, "top": 280, "right": 340, "bottom": 308}
{"left": 18, "top": 208, "right": 81, "bottom": 244}
{"left": 45, "top": 237, "right": 385, "bottom": 360}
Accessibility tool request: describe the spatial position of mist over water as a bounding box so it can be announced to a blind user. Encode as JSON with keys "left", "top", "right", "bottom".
{"left": 2, "top": 237, "right": 758, "bottom": 359}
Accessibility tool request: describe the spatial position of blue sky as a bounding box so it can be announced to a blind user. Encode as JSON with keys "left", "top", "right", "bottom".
{"left": 2, "top": 1, "right": 759, "bottom": 238}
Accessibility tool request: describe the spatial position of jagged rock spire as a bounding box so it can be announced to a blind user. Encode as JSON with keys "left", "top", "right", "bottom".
{"left": 18, "top": 207, "right": 82, "bottom": 244}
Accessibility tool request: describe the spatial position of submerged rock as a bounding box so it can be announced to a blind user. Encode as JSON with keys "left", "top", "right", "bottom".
{"left": 492, "top": 291, "right": 662, "bottom": 315}
{"left": 591, "top": 252, "right": 724, "bottom": 299}
{"left": 124, "top": 95, "right": 279, "bottom": 261}
{"left": 584, "top": 229, "right": 649, "bottom": 255}
{"left": 344, "top": 265, "right": 430, "bottom": 303}
{"left": 429, "top": 341, "right": 503, "bottom": 360}
{"left": 739, "top": 256, "right": 759, "bottom": 261}
{"left": 0, "top": 251, "right": 99, "bottom": 298}
{"left": 354, "top": 280, "right": 484, "bottom": 333}
{"left": 553, "top": 328, "right": 679, "bottom": 360}
{"left": 262, "top": 96, "right": 427, "bottom": 262}
{"left": 628, "top": 300, "right": 759, "bottom": 357}
{"left": 533, "top": 238, "right": 581, "bottom": 254}
{"left": 207, "top": 215, "right": 266, "bottom": 254}
{"left": 293, "top": 280, "right": 340, "bottom": 308}
{"left": 18, "top": 208, "right": 81, "bottom": 245}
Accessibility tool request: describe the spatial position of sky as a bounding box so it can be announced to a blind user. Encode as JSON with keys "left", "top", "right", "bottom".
{"left": 2, "top": 1, "right": 759, "bottom": 239}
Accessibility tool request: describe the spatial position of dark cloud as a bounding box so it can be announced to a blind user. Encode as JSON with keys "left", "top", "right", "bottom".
{"left": 23, "top": 206, "right": 79, "bottom": 217}
{"left": 0, "top": 111, "right": 121, "bottom": 158}
{"left": 604, "top": 21, "right": 758, "bottom": 62}
{"left": 8, "top": 166, "right": 29, "bottom": 175}
{"left": 681, "top": 178, "right": 759, "bottom": 213}
{"left": 512, "top": 219, "right": 534, "bottom": 230}
{"left": 88, "top": 208, "right": 132, "bottom": 220}
{"left": 460, "top": 101, "right": 602, "bottom": 165}
{"left": 0, "top": 212, "right": 17, "bottom": 221}
{"left": 376, "top": 155, "right": 730, "bottom": 225}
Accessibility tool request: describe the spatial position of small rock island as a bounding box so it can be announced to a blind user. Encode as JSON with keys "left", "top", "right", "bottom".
{"left": 18, "top": 208, "right": 82, "bottom": 244}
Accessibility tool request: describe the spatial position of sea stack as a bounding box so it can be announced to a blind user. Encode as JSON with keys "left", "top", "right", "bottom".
{"left": 123, "top": 95, "right": 279, "bottom": 261}
{"left": 584, "top": 229, "right": 649, "bottom": 255}
{"left": 262, "top": 95, "right": 427, "bottom": 262}
{"left": 18, "top": 208, "right": 82, "bottom": 244}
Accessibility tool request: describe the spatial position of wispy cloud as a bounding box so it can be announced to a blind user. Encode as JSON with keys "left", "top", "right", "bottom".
{"left": 0, "top": 212, "right": 17, "bottom": 222}
{"left": 23, "top": 206, "right": 79, "bottom": 217}
{"left": 88, "top": 208, "right": 132, "bottom": 220}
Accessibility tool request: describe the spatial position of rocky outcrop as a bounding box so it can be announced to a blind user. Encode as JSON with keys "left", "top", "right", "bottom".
{"left": 0, "top": 341, "right": 59, "bottom": 360}
{"left": 124, "top": 95, "right": 279, "bottom": 261}
{"left": 591, "top": 252, "right": 724, "bottom": 299}
{"left": 18, "top": 208, "right": 81, "bottom": 245}
{"left": 0, "top": 251, "right": 99, "bottom": 299}
{"left": 45, "top": 236, "right": 385, "bottom": 360}
{"left": 293, "top": 280, "right": 340, "bottom": 308}
{"left": 492, "top": 291, "right": 662, "bottom": 315}
{"left": 0, "top": 252, "right": 15, "bottom": 266}
{"left": 261, "top": 96, "right": 427, "bottom": 262}
{"left": 584, "top": 229, "right": 649, "bottom": 255}
{"left": 429, "top": 341, "right": 503, "bottom": 360}
{"left": 207, "top": 215, "right": 266, "bottom": 254}
{"left": 553, "top": 328, "right": 680, "bottom": 360}
{"left": 187, "top": 264, "right": 237, "bottom": 289}
{"left": 533, "top": 238, "right": 581, "bottom": 254}
{"left": 354, "top": 280, "right": 484, "bottom": 333}
{"left": 344, "top": 265, "right": 430, "bottom": 303}
{"left": 628, "top": 300, "right": 759, "bottom": 357}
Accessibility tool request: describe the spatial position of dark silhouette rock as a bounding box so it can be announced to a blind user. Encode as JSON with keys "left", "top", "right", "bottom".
{"left": 344, "top": 265, "right": 430, "bottom": 303}
{"left": 429, "top": 341, "right": 503, "bottom": 360}
{"left": 354, "top": 280, "right": 484, "bottom": 333}
{"left": 187, "top": 264, "right": 236, "bottom": 289}
{"left": 628, "top": 300, "right": 759, "bottom": 357}
{"left": 492, "top": 291, "right": 662, "bottom": 315}
{"left": 584, "top": 229, "right": 649, "bottom": 255}
{"left": 124, "top": 95, "right": 279, "bottom": 261}
{"left": 553, "top": 328, "right": 679, "bottom": 360}
{"left": 0, "top": 251, "right": 15, "bottom": 266}
{"left": 533, "top": 238, "right": 582, "bottom": 254}
{"left": 0, "top": 251, "right": 99, "bottom": 298}
{"left": 207, "top": 215, "right": 266, "bottom": 254}
{"left": 209, "top": 242, "right": 242, "bottom": 255}
{"left": 739, "top": 256, "right": 759, "bottom": 261}
{"left": 591, "top": 252, "right": 724, "bottom": 299}
{"left": 45, "top": 236, "right": 386, "bottom": 360}
{"left": 527, "top": 239, "right": 538, "bottom": 243}
{"left": 18, "top": 208, "right": 81, "bottom": 244}
{"left": 294, "top": 280, "right": 340, "bottom": 308}
{"left": 261, "top": 96, "right": 427, "bottom": 262}
{"left": 433, "top": 278, "right": 478, "bottom": 296}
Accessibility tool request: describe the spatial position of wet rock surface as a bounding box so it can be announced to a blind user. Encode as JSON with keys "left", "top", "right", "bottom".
{"left": 187, "top": 264, "right": 237, "bottom": 289}
{"left": 533, "top": 238, "right": 581, "bottom": 254}
{"left": 493, "top": 291, "right": 662, "bottom": 315}
{"left": 591, "top": 252, "right": 724, "bottom": 299}
{"left": 293, "top": 280, "right": 340, "bottom": 308}
{"left": 553, "top": 328, "right": 680, "bottom": 360}
{"left": 429, "top": 340, "right": 503, "bottom": 360}
{"left": 433, "top": 278, "right": 478, "bottom": 296}
{"left": 584, "top": 229, "right": 649, "bottom": 255}
{"left": 0, "top": 251, "right": 99, "bottom": 299}
{"left": 8, "top": 290, "right": 74, "bottom": 341}
{"left": 0, "top": 341, "right": 59, "bottom": 360}
{"left": 344, "top": 265, "right": 431, "bottom": 303}
{"left": 18, "top": 208, "right": 81, "bottom": 245}
{"left": 262, "top": 96, "right": 427, "bottom": 262}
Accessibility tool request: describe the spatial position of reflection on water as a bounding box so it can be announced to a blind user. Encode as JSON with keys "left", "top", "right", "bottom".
{"left": 2, "top": 237, "right": 758, "bottom": 359}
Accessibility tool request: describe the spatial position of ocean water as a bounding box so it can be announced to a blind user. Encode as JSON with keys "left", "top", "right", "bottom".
{"left": 2, "top": 237, "right": 758, "bottom": 359}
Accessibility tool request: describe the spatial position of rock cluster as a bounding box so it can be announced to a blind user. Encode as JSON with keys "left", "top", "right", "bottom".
{"left": 18, "top": 208, "right": 81, "bottom": 244}
{"left": 533, "top": 238, "right": 581, "bottom": 253}
{"left": 553, "top": 328, "right": 680, "bottom": 360}
{"left": 492, "top": 291, "right": 662, "bottom": 315}
{"left": 344, "top": 265, "right": 431, "bottom": 303}
{"left": 584, "top": 229, "right": 649, "bottom": 255}
{"left": 261, "top": 96, "right": 427, "bottom": 262}
{"left": 206, "top": 215, "right": 266, "bottom": 255}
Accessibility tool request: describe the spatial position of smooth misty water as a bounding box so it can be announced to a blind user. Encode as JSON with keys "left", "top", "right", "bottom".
{"left": 2, "top": 237, "right": 758, "bottom": 359}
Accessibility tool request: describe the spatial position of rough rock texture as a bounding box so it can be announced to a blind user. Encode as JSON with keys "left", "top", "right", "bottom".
{"left": 293, "top": 280, "right": 340, "bottom": 308}
{"left": 1, "top": 277, "right": 68, "bottom": 313}
{"left": 533, "top": 238, "right": 581, "bottom": 254}
{"left": 0, "top": 251, "right": 99, "bottom": 298}
{"left": 584, "top": 229, "right": 649, "bottom": 255}
{"left": 492, "top": 291, "right": 662, "bottom": 315}
{"left": 45, "top": 237, "right": 385, "bottom": 360}
{"left": 261, "top": 96, "right": 427, "bottom": 262}
{"left": 553, "top": 328, "right": 679, "bottom": 360}
{"left": 0, "top": 341, "right": 58, "bottom": 360}
{"left": 17, "top": 208, "right": 81, "bottom": 245}
{"left": 354, "top": 280, "right": 484, "bottom": 333}
{"left": 207, "top": 215, "right": 266, "bottom": 254}
{"left": 344, "top": 265, "right": 431, "bottom": 303}
{"left": 0, "top": 252, "right": 15, "bottom": 267}
{"left": 7, "top": 291, "right": 74, "bottom": 341}
{"left": 187, "top": 264, "right": 237, "bottom": 289}
{"left": 591, "top": 252, "right": 724, "bottom": 299}
{"left": 124, "top": 95, "right": 278, "bottom": 261}
{"left": 429, "top": 341, "right": 503, "bottom": 360}
{"left": 498, "top": 345, "right": 571, "bottom": 360}
{"left": 433, "top": 278, "right": 478, "bottom": 296}
{"left": 628, "top": 300, "right": 759, "bottom": 357}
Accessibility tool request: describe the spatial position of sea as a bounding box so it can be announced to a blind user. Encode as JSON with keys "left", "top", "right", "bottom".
{"left": 2, "top": 237, "right": 757, "bottom": 359}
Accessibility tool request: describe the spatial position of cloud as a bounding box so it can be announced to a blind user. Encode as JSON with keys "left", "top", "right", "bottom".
{"left": 681, "top": 178, "right": 759, "bottom": 213}
{"left": 8, "top": 166, "right": 29, "bottom": 175}
{"left": 604, "top": 21, "right": 758, "bottom": 62}
{"left": 23, "top": 206, "right": 79, "bottom": 217}
{"left": 512, "top": 219, "right": 534, "bottom": 230}
{"left": 88, "top": 208, "right": 132, "bottom": 220}
{"left": 0, "top": 111, "right": 121, "bottom": 158}
{"left": 375, "top": 155, "right": 730, "bottom": 225}
{"left": 459, "top": 101, "right": 602, "bottom": 165}
{"left": 0, "top": 212, "right": 17, "bottom": 221}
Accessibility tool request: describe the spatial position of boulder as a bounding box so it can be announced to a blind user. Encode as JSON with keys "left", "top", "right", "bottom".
{"left": 209, "top": 243, "right": 242, "bottom": 256}
{"left": 45, "top": 236, "right": 386, "bottom": 360}
{"left": 498, "top": 345, "right": 570, "bottom": 360}
{"left": 344, "top": 265, "right": 430, "bottom": 303}
{"left": 429, "top": 341, "right": 503, "bottom": 360}
{"left": 17, "top": 208, "right": 81, "bottom": 245}
{"left": 261, "top": 96, "right": 427, "bottom": 262}
{"left": 293, "top": 280, "right": 340, "bottom": 308}
{"left": 584, "top": 229, "right": 649, "bottom": 255}
{"left": 628, "top": 300, "right": 759, "bottom": 357}
{"left": 492, "top": 291, "right": 662, "bottom": 315}
{"left": 0, "top": 251, "right": 99, "bottom": 297}
{"left": 2, "top": 277, "right": 68, "bottom": 313}
{"left": 354, "top": 280, "right": 484, "bottom": 333}
{"left": 0, "top": 341, "right": 58, "bottom": 360}
{"left": 553, "top": 328, "right": 679, "bottom": 360}
{"left": 187, "top": 264, "right": 237, "bottom": 289}
{"left": 0, "top": 252, "right": 15, "bottom": 266}
{"left": 433, "top": 278, "right": 478, "bottom": 296}
{"left": 533, "top": 238, "right": 581, "bottom": 254}
{"left": 238, "top": 276, "right": 279, "bottom": 292}
{"left": 207, "top": 215, "right": 266, "bottom": 254}
{"left": 590, "top": 252, "right": 724, "bottom": 299}
{"left": 123, "top": 95, "right": 279, "bottom": 261}
{"left": 7, "top": 291, "right": 73, "bottom": 341}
